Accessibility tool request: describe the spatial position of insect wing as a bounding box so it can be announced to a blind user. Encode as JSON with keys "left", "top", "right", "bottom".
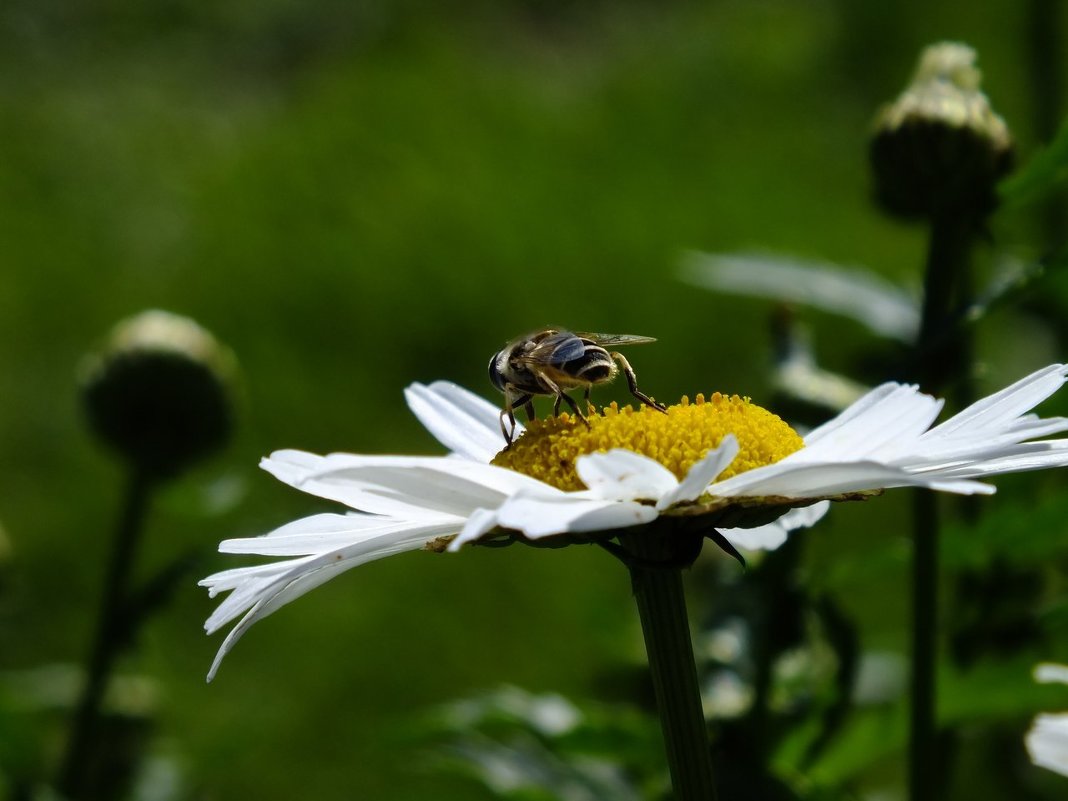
{"left": 574, "top": 332, "right": 657, "bottom": 348}
{"left": 520, "top": 330, "right": 587, "bottom": 365}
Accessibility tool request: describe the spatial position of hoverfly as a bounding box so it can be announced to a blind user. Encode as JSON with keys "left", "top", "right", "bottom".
{"left": 488, "top": 328, "right": 666, "bottom": 447}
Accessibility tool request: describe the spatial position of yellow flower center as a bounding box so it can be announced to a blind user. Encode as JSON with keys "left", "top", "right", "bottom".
{"left": 492, "top": 394, "right": 804, "bottom": 492}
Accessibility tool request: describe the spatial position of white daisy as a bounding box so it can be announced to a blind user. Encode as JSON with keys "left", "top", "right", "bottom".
{"left": 201, "top": 364, "right": 1068, "bottom": 680}
{"left": 1027, "top": 662, "right": 1068, "bottom": 778}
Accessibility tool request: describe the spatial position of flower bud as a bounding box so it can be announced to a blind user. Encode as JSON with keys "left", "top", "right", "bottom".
{"left": 80, "top": 310, "right": 237, "bottom": 479}
{"left": 870, "top": 42, "right": 1014, "bottom": 220}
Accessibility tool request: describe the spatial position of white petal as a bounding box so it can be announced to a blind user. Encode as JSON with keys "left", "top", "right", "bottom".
{"left": 200, "top": 560, "right": 299, "bottom": 597}
{"left": 217, "top": 512, "right": 443, "bottom": 556}
{"left": 1027, "top": 713, "right": 1068, "bottom": 778}
{"left": 497, "top": 492, "right": 658, "bottom": 539}
{"left": 915, "top": 441, "right": 1068, "bottom": 478}
{"left": 657, "top": 435, "right": 739, "bottom": 510}
{"left": 928, "top": 364, "right": 1068, "bottom": 437}
{"left": 903, "top": 422, "right": 1068, "bottom": 466}
{"left": 800, "top": 384, "right": 943, "bottom": 461}
{"left": 261, "top": 451, "right": 547, "bottom": 518}
{"left": 1036, "top": 663, "right": 1068, "bottom": 685}
{"left": 802, "top": 383, "right": 921, "bottom": 448}
{"left": 709, "top": 366, "right": 1068, "bottom": 501}
{"left": 709, "top": 460, "right": 903, "bottom": 497}
{"left": 259, "top": 449, "right": 322, "bottom": 486}
{"left": 404, "top": 381, "right": 511, "bottom": 462}
{"left": 720, "top": 523, "right": 788, "bottom": 551}
{"left": 787, "top": 499, "right": 832, "bottom": 528}
{"left": 1026, "top": 658, "right": 1068, "bottom": 778}
{"left": 204, "top": 518, "right": 449, "bottom": 681}
{"left": 908, "top": 478, "right": 996, "bottom": 495}
{"left": 576, "top": 449, "right": 678, "bottom": 502}
{"left": 449, "top": 508, "right": 501, "bottom": 551}
{"left": 450, "top": 489, "right": 659, "bottom": 546}
{"left": 207, "top": 554, "right": 373, "bottom": 682}
{"left": 718, "top": 500, "right": 830, "bottom": 552}
{"left": 709, "top": 459, "right": 993, "bottom": 498}
{"left": 201, "top": 555, "right": 314, "bottom": 621}
{"left": 203, "top": 519, "right": 454, "bottom": 637}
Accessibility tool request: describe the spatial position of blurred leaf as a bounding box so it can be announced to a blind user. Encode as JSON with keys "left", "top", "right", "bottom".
{"left": 0, "top": 687, "right": 48, "bottom": 791}
{"left": 1000, "top": 116, "right": 1068, "bottom": 208}
{"left": 420, "top": 686, "right": 663, "bottom": 801}
{"left": 940, "top": 658, "right": 1065, "bottom": 722}
{"left": 819, "top": 491, "right": 1068, "bottom": 595}
{"left": 940, "top": 493, "right": 1068, "bottom": 572}
{"left": 157, "top": 469, "right": 250, "bottom": 519}
{"left": 775, "top": 699, "right": 905, "bottom": 788}
{"left": 776, "top": 654, "right": 1068, "bottom": 788}
{"left": 967, "top": 253, "right": 1047, "bottom": 322}
{"left": 128, "top": 754, "right": 187, "bottom": 801}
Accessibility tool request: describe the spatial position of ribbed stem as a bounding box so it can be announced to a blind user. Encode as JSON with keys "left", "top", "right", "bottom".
{"left": 622, "top": 531, "right": 717, "bottom": 801}
{"left": 57, "top": 468, "right": 153, "bottom": 799}
{"left": 914, "top": 213, "right": 971, "bottom": 389}
{"left": 908, "top": 211, "right": 973, "bottom": 801}
{"left": 1028, "top": 0, "right": 1065, "bottom": 254}
{"left": 908, "top": 489, "right": 939, "bottom": 801}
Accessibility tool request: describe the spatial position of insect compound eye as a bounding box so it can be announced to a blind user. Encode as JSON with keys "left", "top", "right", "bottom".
{"left": 488, "top": 351, "right": 506, "bottom": 392}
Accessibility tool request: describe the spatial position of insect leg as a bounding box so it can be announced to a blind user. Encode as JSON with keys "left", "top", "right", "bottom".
{"left": 523, "top": 400, "right": 536, "bottom": 422}
{"left": 538, "top": 375, "right": 589, "bottom": 428}
{"left": 610, "top": 352, "right": 667, "bottom": 412}
{"left": 560, "top": 392, "right": 590, "bottom": 427}
{"left": 500, "top": 390, "right": 534, "bottom": 447}
{"left": 498, "top": 408, "right": 513, "bottom": 447}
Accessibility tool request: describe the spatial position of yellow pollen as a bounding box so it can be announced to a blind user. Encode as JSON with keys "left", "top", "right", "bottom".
{"left": 492, "top": 394, "right": 804, "bottom": 492}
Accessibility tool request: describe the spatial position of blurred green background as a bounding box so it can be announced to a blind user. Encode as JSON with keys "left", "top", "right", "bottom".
{"left": 2, "top": 0, "right": 1068, "bottom": 798}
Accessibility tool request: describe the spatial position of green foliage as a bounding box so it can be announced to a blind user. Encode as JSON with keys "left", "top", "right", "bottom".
{"left": 419, "top": 686, "right": 663, "bottom": 801}
{"left": 1001, "top": 116, "right": 1068, "bottom": 208}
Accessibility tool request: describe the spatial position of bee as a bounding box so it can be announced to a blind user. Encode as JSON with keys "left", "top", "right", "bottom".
{"left": 488, "top": 328, "right": 667, "bottom": 446}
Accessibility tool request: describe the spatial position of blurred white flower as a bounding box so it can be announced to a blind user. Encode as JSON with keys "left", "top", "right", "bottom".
{"left": 1027, "top": 662, "right": 1068, "bottom": 777}
{"left": 202, "top": 365, "right": 1068, "bottom": 680}
{"left": 680, "top": 251, "right": 920, "bottom": 341}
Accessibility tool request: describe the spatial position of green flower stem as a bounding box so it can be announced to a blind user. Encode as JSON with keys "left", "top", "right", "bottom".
{"left": 58, "top": 468, "right": 153, "bottom": 799}
{"left": 909, "top": 489, "right": 940, "bottom": 801}
{"left": 621, "top": 530, "right": 718, "bottom": 801}
{"left": 915, "top": 213, "right": 972, "bottom": 389}
{"left": 909, "top": 211, "right": 974, "bottom": 801}
{"left": 1027, "top": 0, "right": 1065, "bottom": 254}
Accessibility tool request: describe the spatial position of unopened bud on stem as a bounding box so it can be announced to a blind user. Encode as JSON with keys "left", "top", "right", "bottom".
{"left": 80, "top": 310, "right": 237, "bottom": 480}
{"left": 871, "top": 42, "right": 1014, "bottom": 220}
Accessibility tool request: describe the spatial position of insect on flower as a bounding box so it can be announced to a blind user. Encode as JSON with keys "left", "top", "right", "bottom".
{"left": 488, "top": 328, "right": 667, "bottom": 447}
{"left": 203, "top": 364, "right": 1068, "bottom": 681}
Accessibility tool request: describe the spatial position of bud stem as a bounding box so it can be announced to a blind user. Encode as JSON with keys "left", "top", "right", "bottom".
{"left": 58, "top": 468, "right": 154, "bottom": 799}
{"left": 622, "top": 530, "right": 718, "bottom": 801}
{"left": 915, "top": 212, "right": 973, "bottom": 387}
{"left": 909, "top": 488, "right": 940, "bottom": 801}
{"left": 909, "top": 210, "right": 976, "bottom": 801}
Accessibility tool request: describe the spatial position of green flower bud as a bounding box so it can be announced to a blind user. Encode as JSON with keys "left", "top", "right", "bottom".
{"left": 80, "top": 310, "right": 237, "bottom": 480}
{"left": 870, "top": 42, "right": 1014, "bottom": 220}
